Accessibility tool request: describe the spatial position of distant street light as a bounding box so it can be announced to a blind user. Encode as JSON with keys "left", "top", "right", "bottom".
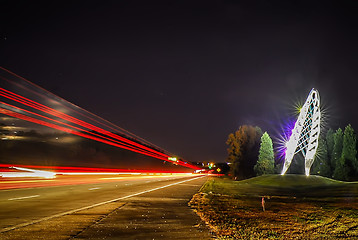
{"left": 168, "top": 157, "right": 178, "bottom": 162}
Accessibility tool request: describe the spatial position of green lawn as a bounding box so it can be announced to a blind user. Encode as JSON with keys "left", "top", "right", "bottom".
{"left": 200, "top": 174, "right": 358, "bottom": 199}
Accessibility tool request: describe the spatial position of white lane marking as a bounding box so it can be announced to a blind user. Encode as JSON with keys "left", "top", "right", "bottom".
{"left": 8, "top": 195, "right": 40, "bottom": 201}
{"left": 88, "top": 187, "right": 100, "bottom": 191}
{"left": 0, "top": 175, "right": 206, "bottom": 233}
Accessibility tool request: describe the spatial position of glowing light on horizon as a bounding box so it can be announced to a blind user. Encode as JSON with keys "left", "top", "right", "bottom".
{"left": 281, "top": 88, "right": 321, "bottom": 176}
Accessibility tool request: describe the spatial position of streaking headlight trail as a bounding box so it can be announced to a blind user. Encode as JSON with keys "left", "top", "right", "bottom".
{"left": 0, "top": 67, "right": 201, "bottom": 172}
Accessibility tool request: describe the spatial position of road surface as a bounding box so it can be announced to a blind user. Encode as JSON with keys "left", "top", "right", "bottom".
{"left": 0, "top": 174, "right": 211, "bottom": 239}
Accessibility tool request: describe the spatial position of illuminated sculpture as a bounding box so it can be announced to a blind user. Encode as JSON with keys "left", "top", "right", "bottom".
{"left": 281, "top": 88, "right": 321, "bottom": 176}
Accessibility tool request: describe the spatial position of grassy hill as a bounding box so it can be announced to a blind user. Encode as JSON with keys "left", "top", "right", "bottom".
{"left": 191, "top": 174, "right": 358, "bottom": 239}
{"left": 202, "top": 174, "right": 358, "bottom": 198}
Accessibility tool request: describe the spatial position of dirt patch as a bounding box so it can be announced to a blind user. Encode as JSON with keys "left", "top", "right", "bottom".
{"left": 189, "top": 193, "right": 358, "bottom": 239}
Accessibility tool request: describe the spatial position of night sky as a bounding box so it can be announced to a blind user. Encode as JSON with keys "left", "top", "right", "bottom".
{"left": 1, "top": 1, "right": 357, "bottom": 163}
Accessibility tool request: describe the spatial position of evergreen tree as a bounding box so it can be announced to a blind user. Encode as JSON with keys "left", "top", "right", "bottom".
{"left": 342, "top": 124, "right": 358, "bottom": 180}
{"left": 333, "top": 157, "right": 349, "bottom": 181}
{"left": 254, "top": 132, "right": 275, "bottom": 176}
{"left": 226, "top": 125, "right": 262, "bottom": 180}
{"left": 311, "top": 137, "right": 331, "bottom": 177}
{"left": 331, "top": 128, "right": 343, "bottom": 173}
{"left": 326, "top": 128, "right": 335, "bottom": 169}
{"left": 333, "top": 125, "right": 357, "bottom": 181}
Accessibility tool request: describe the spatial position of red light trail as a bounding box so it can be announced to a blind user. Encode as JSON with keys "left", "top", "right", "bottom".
{"left": 0, "top": 163, "right": 192, "bottom": 173}
{"left": 0, "top": 101, "right": 171, "bottom": 160}
{"left": 0, "top": 66, "right": 168, "bottom": 153}
{"left": 0, "top": 87, "right": 169, "bottom": 158}
{"left": 0, "top": 107, "right": 168, "bottom": 161}
{"left": 0, "top": 68, "right": 201, "bottom": 170}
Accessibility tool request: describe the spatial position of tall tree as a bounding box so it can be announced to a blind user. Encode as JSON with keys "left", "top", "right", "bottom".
{"left": 226, "top": 125, "right": 262, "bottom": 180}
{"left": 333, "top": 157, "right": 349, "bottom": 181}
{"left": 342, "top": 125, "right": 358, "bottom": 180}
{"left": 326, "top": 128, "right": 335, "bottom": 169}
{"left": 311, "top": 137, "right": 331, "bottom": 177}
{"left": 331, "top": 128, "right": 343, "bottom": 172}
{"left": 254, "top": 132, "right": 275, "bottom": 176}
{"left": 333, "top": 125, "right": 357, "bottom": 181}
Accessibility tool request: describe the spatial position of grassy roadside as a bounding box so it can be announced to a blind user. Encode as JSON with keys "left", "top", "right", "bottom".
{"left": 189, "top": 175, "right": 358, "bottom": 239}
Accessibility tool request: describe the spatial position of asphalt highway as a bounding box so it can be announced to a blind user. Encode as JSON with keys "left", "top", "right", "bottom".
{"left": 0, "top": 174, "right": 210, "bottom": 239}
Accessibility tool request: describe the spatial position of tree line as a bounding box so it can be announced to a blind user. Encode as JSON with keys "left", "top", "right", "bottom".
{"left": 311, "top": 125, "right": 358, "bottom": 181}
{"left": 226, "top": 124, "right": 358, "bottom": 181}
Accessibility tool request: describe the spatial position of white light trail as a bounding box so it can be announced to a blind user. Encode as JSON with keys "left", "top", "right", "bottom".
{"left": 0, "top": 167, "right": 56, "bottom": 179}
